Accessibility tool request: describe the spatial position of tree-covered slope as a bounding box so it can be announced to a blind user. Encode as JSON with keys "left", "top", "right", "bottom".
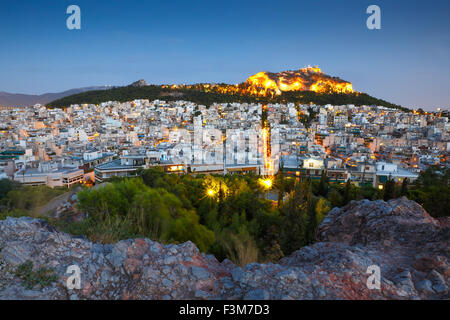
{"left": 47, "top": 84, "right": 406, "bottom": 110}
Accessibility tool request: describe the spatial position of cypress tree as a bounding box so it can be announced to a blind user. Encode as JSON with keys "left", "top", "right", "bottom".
{"left": 401, "top": 178, "right": 408, "bottom": 197}
{"left": 343, "top": 179, "right": 352, "bottom": 205}
{"left": 383, "top": 176, "right": 396, "bottom": 201}
{"left": 318, "top": 170, "right": 328, "bottom": 197}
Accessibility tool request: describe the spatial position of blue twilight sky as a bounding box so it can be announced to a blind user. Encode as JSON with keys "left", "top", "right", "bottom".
{"left": 1, "top": 0, "right": 449, "bottom": 110}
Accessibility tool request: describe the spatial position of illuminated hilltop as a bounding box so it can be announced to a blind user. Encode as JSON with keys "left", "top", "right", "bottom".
{"left": 243, "top": 66, "right": 354, "bottom": 95}
{"left": 190, "top": 66, "right": 354, "bottom": 97}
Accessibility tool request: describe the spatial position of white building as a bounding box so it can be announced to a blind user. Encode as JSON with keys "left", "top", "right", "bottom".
{"left": 14, "top": 164, "right": 84, "bottom": 188}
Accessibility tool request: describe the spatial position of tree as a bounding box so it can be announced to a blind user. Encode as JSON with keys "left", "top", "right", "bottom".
{"left": 383, "top": 176, "right": 396, "bottom": 201}
{"left": 305, "top": 187, "right": 318, "bottom": 245}
{"left": 76, "top": 178, "right": 215, "bottom": 251}
{"left": 408, "top": 167, "right": 450, "bottom": 217}
{"left": 327, "top": 188, "right": 342, "bottom": 208}
{"left": 274, "top": 170, "right": 285, "bottom": 206}
{"left": 317, "top": 171, "right": 329, "bottom": 197}
{"left": 315, "top": 198, "right": 330, "bottom": 223}
{"left": 401, "top": 178, "right": 408, "bottom": 197}
{"left": 279, "top": 181, "right": 308, "bottom": 255}
{"left": 217, "top": 181, "right": 225, "bottom": 216}
{"left": 343, "top": 179, "right": 352, "bottom": 205}
{"left": 0, "top": 179, "right": 17, "bottom": 202}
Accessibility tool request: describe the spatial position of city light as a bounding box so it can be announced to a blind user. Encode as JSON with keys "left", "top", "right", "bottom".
{"left": 259, "top": 178, "right": 273, "bottom": 189}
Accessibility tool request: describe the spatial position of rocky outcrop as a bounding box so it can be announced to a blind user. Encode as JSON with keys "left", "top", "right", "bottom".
{"left": 242, "top": 66, "right": 353, "bottom": 95}
{"left": 0, "top": 197, "right": 448, "bottom": 300}
{"left": 129, "top": 80, "right": 147, "bottom": 88}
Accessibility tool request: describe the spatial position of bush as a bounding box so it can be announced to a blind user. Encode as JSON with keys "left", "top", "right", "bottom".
{"left": 5, "top": 185, "right": 67, "bottom": 212}
{"left": 76, "top": 178, "right": 215, "bottom": 251}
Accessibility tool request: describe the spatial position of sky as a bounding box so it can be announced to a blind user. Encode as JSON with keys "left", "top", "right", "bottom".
{"left": 0, "top": 0, "right": 449, "bottom": 110}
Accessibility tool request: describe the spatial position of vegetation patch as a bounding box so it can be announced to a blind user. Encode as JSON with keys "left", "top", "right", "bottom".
{"left": 0, "top": 166, "right": 447, "bottom": 265}
{"left": 15, "top": 261, "right": 59, "bottom": 290}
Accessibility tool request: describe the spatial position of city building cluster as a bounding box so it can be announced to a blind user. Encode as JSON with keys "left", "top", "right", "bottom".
{"left": 0, "top": 99, "right": 448, "bottom": 189}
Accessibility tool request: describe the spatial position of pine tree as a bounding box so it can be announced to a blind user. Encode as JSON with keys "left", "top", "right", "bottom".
{"left": 218, "top": 181, "right": 225, "bottom": 216}
{"left": 383, "top": 176, "right": 396, "bottom": 201}
{"left": 279, "top": 181, "right": 308, "bottom": 255}
{"left": 318, "top": 170, "right": 328, "bottom": 197}
{"left": 274, "top": 169, "right": 285, "bottom": 207}
{"left": 305, "top": 182, "right": 318, "bottom": 245}
{"left": 343, "top": 179, "right": 352, "bottom": 205}
{"left": 401, "top": 178, "right": 408, "bottom": 197}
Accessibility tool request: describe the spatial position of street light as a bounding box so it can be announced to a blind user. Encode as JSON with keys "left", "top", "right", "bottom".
{"left": 259, "top": 177, "right": 273, "bottom": 201}
{"left": 262, "top": 179, "right": 272, "bottom": 189}
{"left": 259, "top": 177, "right": 273, "bottom": 190}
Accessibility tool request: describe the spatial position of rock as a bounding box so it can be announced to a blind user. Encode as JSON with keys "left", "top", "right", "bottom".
{"left": 432, "top": 283, "right": 447, "bottom": 294}
{"left": 393, "top": 271, "right": 417, "bottom": 296}
{"left": 130, "top": 80, "right": 147, "bottom": 87}
{"left": 161, "top": 279, "right": 172, "bottom": 287}
{"left": 244, "top": 289, "right": 270, "bottom": 300}
{"left": 194, "top": 290, "right": 210, "bottom": 299}
{"left": 0, "top": 198, "right": 448, "bottom": 300}
{"left": 231, "top": 267, "right": 243, "bottom": 282}
{"left": 107, "top": 250, "right": 126, "bottom": 270}
{"left": 163, "top": 256, "right": 177, "bottom": 265}
{"left": 429, "top": 270, "right": 446, "bottom": 287}
{"left": 415, "top": 280, "right": 434, "bottom": 294}
{"left": 191, "top": 266, "right": 210, "bottom": 280}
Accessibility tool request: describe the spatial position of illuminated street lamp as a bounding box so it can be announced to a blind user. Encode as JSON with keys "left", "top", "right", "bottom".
{"left": 259, "top": 178, "right": 273, "bottom": 201}
{"left": 261, "top": 179, "right": 272, "bottom": 189}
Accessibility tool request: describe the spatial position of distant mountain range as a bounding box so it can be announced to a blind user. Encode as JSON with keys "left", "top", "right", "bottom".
{"left": 0, "top": 86, "right": 112, "bottom": 107}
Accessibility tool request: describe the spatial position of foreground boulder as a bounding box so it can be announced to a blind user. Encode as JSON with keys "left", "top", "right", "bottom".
{"left": 0, "top": 197, "right": 448, "bottom": 300}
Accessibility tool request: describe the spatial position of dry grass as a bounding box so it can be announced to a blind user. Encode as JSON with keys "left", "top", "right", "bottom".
{"left": 220, "top": 232, "right": 259, "bottom": 267}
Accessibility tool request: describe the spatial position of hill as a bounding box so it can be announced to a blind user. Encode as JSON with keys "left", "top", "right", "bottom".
{"left": 47, "top": 84, "right": 405, "bottom": 110}
{"left": 0, "top": 86, "right": 112, "bottom": 108}
{"left": 46, "top": 67, "right": 407, "bottom": 110}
